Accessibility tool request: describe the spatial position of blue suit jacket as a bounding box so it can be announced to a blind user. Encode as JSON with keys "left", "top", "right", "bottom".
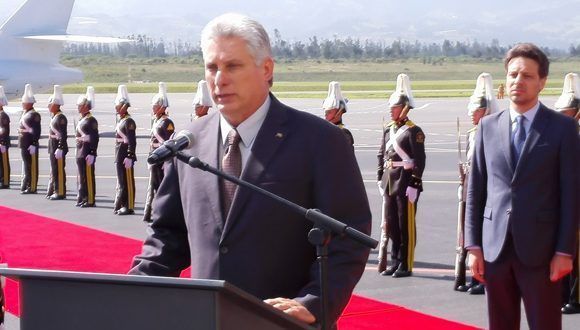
{"left": 465, "top": 104, "right": 579, "bottom": 267}
{"left": 130, "top": 95, "right": 372, "bottom": 324}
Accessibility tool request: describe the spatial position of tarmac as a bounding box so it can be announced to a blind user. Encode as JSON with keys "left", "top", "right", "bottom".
{"left": 1, "top": 93, "right": 578, "bottom": 329}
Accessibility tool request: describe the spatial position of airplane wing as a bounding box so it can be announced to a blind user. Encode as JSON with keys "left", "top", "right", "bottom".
{"left": 21, "top": 35, "right": 131, "bottom": 44}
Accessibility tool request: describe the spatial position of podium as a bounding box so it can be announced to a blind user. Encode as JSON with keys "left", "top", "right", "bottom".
{"left": 0, "top": 268, "right": 314, "bottom": 330}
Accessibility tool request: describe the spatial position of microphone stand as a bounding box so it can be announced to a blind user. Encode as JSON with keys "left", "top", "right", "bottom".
{"left": 174, "top": 152, "right": 377, "bottom": 330}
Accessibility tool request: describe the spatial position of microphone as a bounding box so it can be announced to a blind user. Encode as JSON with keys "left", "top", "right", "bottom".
{"left": 147, "top": 130, "right": 194, "bottom": 165}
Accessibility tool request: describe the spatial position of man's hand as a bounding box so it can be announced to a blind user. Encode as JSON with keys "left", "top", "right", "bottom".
{"left": 0, "top": 145, "right": 5, "bottom": 154}
{"left": 377, "top": 181, "right": 385, "bottom": 197}
{"left": 550, "top": 254, "right": 573, "bottom": 282}
{"left": 467, "top": 248, "right": 486, "bottom": 284}
{"left": 264, "top": 297, "right": 316, "bottom": 324}
{"left": 54, "top": 149, "right": 63, "bottom": 160}
{"left": 123, "top": 157, "right": 133, "bottom": 169}
{"left": 27, "top": 145, "right": 36, "bottom": 155}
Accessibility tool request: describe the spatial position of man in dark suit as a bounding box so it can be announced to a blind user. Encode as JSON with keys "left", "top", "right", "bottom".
{"left": 465, "top": 43, "right": 579, "bottom": 330}
{"left": 129, "top": 13, "right": 372, "bottom": 327}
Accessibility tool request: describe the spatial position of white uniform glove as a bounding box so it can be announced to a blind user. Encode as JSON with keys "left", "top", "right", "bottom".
{"left": 28, "top": 145, "right": 36, "bottom": 155}
{"left": 0, "top": 145, "right": 6, "bottom": 153}
{"left": 85, "top": 154, "right": 95, "bottom": 166}
{"left": 457, "top": 185, "right": 463, "bottom": 201}
{"left": 123, "top": 157, "right": 133, "bottom": 169}
{"left": 54, "top": 148, "right": 64, "bottom": 160}
{"left": 406, "top": 186, "right": 418, "bottom": 203}
{"left": 377, "top": 180, "right": 385, "bottom": 197}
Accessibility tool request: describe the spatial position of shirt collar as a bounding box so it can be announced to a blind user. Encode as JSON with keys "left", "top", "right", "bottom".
{"left": 220, "top": 95, "right": 271, "bottom": 148}
{"left": 509, "top": 102, "right": 540, "bottom": 124}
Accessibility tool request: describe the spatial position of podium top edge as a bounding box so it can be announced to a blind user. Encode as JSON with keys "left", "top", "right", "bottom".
{"left": 0, "top": 267, "right": 227, "bottom": 289}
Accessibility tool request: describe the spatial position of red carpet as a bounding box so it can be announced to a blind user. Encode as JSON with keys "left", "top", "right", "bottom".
{"left": 0, "top": 205, "right": 478, "bottom": 329}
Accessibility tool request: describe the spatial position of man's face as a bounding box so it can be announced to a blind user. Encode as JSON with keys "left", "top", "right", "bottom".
{"left": 22, "top": 102, "right": 33, "bottom": 110}
{"left": 152, "top": 104, "right": 163, "bottom": 116}
{"left": 324, "top": 108, "right": 342, "bottom": 124}
{"left": 470, "top": 108, "right": 486, "bottom": 125}
{"left": 204, "top": 36, "right": 273, "bottom": 125}
{"left": 195, "top": 105, "right": 210, "bottom": 117}
{"left": 389, "top": 105, "right": 403, "bottom": 121}
{"left": 48, "top": 103, "right": 59, "bottom": 114}
{"left": 506, "top": 57, "right": 546, "bottom": 110}
{"left": 116, "top": 103, "right": 128, "bottom": 116}
{"left": 77, "top": 103, "right": 89, "bottom": 115}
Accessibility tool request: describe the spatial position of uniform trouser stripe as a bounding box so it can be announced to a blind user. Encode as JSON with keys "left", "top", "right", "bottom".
{"left": 58, "top": 158, "right": 65, "bottom": 196}
{"left": 407, "top": 201, "right": 416, "bottom": 271}
{"left": 86, "top": 163, "right": 94, "bottom": 204}
{"left": 126, "top": 167, "right": 134, "bottom": 209}
{"left": 31, "top": 153, "right": 38, "bottom": 192}
{"left": 1, "top": 152, "right": 8, "bottom": 185}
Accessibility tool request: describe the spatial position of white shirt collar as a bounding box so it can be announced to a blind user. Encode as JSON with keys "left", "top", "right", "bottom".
{"left": 220, "top": 95, "right": 271, "bottom": 149}
{"left": 509, "top": 101, "right": 540, "bottom": 124}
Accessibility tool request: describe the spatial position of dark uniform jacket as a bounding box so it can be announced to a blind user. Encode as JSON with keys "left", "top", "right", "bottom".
{"left": 115, "top": 115, "right": 137, "bottom": 162}
{"left": 337, "top": 122, "right": 354, "bottom": 146}
{"left": 76, "top": 113, "right": 99, "bottom": 159}
{"left": 48, "top": 111, "right": 68, "bottom": 154}
{"left": 377, "top": 119, "right": 426, "bottom": 196}
{"left": 18, "top": 108, "right": 41, "bottom": 149}
{"left": 150, "top": 115, "right": 174, "bottom": 151}
{"left": 0, "top": 110, "right": 9, "bottom": 147}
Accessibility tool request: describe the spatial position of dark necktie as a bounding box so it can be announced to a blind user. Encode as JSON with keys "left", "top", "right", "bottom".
{"left": 512, "top": 115, "right": 526, "bottom": 166}
{"left": 222, "top": 129, "right": 242, "bottom": 217}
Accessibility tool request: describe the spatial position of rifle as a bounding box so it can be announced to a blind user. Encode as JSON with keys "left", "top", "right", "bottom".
{"left": 453, "top": 117, "right": 467, "bottom": 290}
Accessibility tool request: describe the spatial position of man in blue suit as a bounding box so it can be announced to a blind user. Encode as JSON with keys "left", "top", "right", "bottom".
{"left": 129, "top": 13, "right": 372, "bottom": 328}
{"left": 465, "top": 43, "right": 579, "bottom": 329}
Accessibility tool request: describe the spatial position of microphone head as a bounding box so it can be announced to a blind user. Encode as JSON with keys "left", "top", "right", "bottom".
{"left": 175, "top": 130, "right": 194, "bottom": 148}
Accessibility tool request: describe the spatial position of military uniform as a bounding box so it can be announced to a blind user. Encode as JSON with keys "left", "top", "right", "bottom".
{"left": 337, "top": 122, "right": 354, "bottom": 146}
{"left": 47, "top": 111, "right": 68, "bottom": 199}
{"left": 18, "top": 108, "right": 41, "bottom": 193}
{"left": 454, "top": 127, "right": 483, "bottom": 292}
{"left": 76, "top": 112, "right": 99, "bottom": 206}
{"left": 377, "top": 118, "right": 425, "bottom": 275}
{"left": 114, "top": 114, "right": 137, "bottom": 214}
{"left": 0, "top": 109, "right": 10, "bottom": 188}
{"left": 143, "top": 114, "right": 174, "bottom": 222}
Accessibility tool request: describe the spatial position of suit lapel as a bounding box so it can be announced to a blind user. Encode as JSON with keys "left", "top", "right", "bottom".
{"left": 513, "top": 105, "right": 550, "bottom": 181}
{"left": 195, "top": 112, "right": 224, "bottom": 231}
{"left": 498, "top": 110, "right": 514, "bottom": 175}
{"left": 220, "top": 96, "right": 289, "bottom": 243}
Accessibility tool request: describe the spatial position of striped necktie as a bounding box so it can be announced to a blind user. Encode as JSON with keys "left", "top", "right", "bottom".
{"left": 221, "top": 129, "right": 242, "bottom": 217}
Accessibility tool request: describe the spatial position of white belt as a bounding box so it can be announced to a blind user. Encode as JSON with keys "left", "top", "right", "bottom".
{"left": 116, "top": 138, "right": 126, "bottom": 143}
{"left": 49, "top": 134, "right": 59, "bottom": 139}
{"left": 386, "top": 159, "right": 414, "bottom": 169}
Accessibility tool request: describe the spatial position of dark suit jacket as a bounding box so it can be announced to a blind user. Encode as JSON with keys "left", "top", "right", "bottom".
{"left": 465, "top": 104, "right": 579, "bottom": 267}
{"left": 130, "top": 95, "right": 372, "bottom": 324}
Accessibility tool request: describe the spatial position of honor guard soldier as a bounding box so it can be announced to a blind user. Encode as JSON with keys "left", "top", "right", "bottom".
{"left": 554, "top": 72, "right": 580, "bottom": 315}
{"left": 191, "top": 80, "right": 212, "bottom": 120}
{"left": 454, "top": 73, "right": 498, "bottom": 294}
{"left": 0, "top": 87, "right": 10, "bottom": 189}
{"left": 143, "top": 82, "right": 174, "bottom": 223}
{"left": 113, "top": 85, "right": 137, "bottom": 215}
{"left": 323, "top": 81, "right": 354, "bottom": 146}
{"left": 46, "top": 85, "right": 68, "bottom": 200}
{"left": 18, "top": 84, "right": 41, "bottom": 194}
{"left": 75, "top": 86, "right": 99, "bottom": 207}
{"left": 376, "top": 74, "right": 426, "bottom": 278}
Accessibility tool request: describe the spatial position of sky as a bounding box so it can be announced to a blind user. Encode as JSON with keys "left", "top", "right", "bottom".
{"left": 1, "top": 0, "right": 580, "bottom": 49}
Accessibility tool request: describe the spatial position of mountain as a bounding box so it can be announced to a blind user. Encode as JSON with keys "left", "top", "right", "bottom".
{"left": 2, "top": 0, "right": 579, "bottom": 49}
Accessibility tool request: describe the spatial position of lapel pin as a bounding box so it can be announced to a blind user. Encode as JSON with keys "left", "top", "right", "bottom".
{"left": 275, "top": 132, "right": 284, "bottom": 139}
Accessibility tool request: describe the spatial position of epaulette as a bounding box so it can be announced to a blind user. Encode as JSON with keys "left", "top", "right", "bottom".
{"left": 405, "top": 120, "right": 416, "bottom": 128}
